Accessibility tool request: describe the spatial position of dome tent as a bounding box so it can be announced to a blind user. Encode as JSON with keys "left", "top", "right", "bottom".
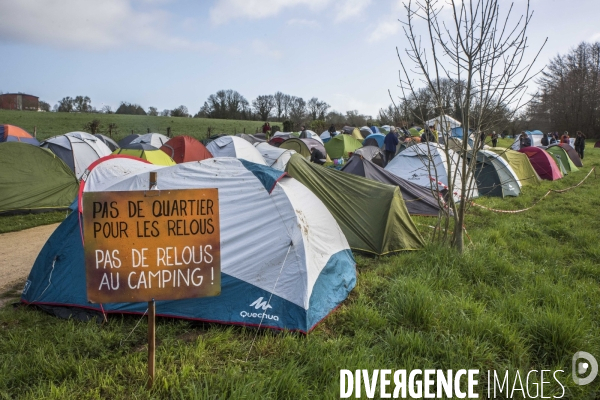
{"left": 0, "top": 124, "right": 39, "bottom": 145}
{"left": 41, "top": 132, "right": 112, "bottom": 179}
{"left": 354, "top": 145, "right": 385, "bottom": 167}
{"left": 546, "top": 144, "right": 579, "bottom": 174}
{"left": 93, "top": 134, "right": 119, "bottom": 152}
{"left": 117, "top": 133, "right": 140, "bottom": 147}
{"left": 362, "top": 133, "right": 385, "bottom": 148}
{"left": 279, "top": 138, "right": 331, "bottom": 163}
{"left": 114, "top": 143, "right": 176, "bottom": 166}
{"left": 160, "top": 135, "right": 213, "bottom": 163}
{"left": 487, "top": 147, "right": 540, "bottom": 186}
{"left": 21, "top": 157, "right": 356, "bottom": 333}
{"left": 255, "top": 142, "right": 297, "bottom": 171}
{"left": 324, "top": 134, "right": 363, "bottom": 159}
{"left": 557, "top": 143, "right": 583, "bottom": 167}
{"left": 0, "top": 142, "right": 78, "bottom": 214}
{"left": 518, "top": 146, "right": 562, "bottom": 180}
{"left": 285, "top": 154, "right": 425, "bottom": 255}
{"left": 130, "top": 133, "right": 170, "bottom": 148}
{"left": 341, "top": 155, "right": 444, "bottom": 216}
{"left": 206, "top": 136, "right": 267, "bottom": 165}
{"left": 385, "top": 143, "right": 479, "bottom": 202}
{"left": 467, "top": 150, "right": 521, "bottom": 198}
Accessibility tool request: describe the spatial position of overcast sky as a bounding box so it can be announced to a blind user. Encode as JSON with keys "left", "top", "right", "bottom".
{"left": 1, "top": 0, "right": 599, "bottom": 117}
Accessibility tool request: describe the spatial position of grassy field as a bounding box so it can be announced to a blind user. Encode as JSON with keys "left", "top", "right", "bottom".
{"left": 0, "top": 110, "right": 267, "bottom": 142}
{"left": 1, "top": 140, "right": 600, "bottom": 398}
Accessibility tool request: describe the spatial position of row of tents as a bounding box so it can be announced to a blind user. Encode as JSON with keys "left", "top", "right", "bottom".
{"left": 1, "top": 122, "right": 589, "bottom": 333}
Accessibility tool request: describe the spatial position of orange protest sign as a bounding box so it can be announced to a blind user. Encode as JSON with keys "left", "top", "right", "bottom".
{"left": 83, "top": 189, "right": 221, "bottom": 303}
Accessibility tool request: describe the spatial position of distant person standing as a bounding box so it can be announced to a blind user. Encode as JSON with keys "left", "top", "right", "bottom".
{"left": 574, "top": 131, "right": 586, "bottom": 159}
{"left": 519, "top": 132, "right": 531, "bottom": 148}
{"left": 479, "top": 131, "right": 487, "bottom": 149}
{"left": 549, "top": 133, "right": 558, "bottom": 145}
{"left": 299, "top": 125, "right": 308, "bottom": 139}
{"left": 561, "top": 131, "right": 570, "bottom": 144}
{"left": 328, "top": 124, "right": 336, "bottom": 136}
{"left": 384, "top": 128, "right": 399, "bottom": 166}
{"left": 541, "top": 132, "right": 549, "bottom": 146}
{"left": 491, "top": 131, "right": 498, "bottom": 147}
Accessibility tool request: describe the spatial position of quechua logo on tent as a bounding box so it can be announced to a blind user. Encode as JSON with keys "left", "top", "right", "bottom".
{"left": 240, "top": 297, "right": 279, "bottom": 321}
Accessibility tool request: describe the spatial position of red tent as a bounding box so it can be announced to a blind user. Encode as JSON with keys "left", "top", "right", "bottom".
{"left": 519, "top": 146, "right": 562, "bottom": 180}
{"left": 269, "top": 137, "right": 286, "bottom": 147}
{"left": 595, "top": 140, "right": 600, "bottom": 148}
{"left": 0, "top": 124, "right": 39, "bottom": 145}
{"left": 159, "top": 135, "right": 212, "bottom": 163}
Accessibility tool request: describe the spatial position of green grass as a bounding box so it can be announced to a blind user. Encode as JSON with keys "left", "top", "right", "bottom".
{"left": 0, "top": 109, "right": 267, "bottom": 142}
{"left": 1, "top": 141, "right": 600, "bottom": 398}
{"left": 0, "top": 211, "right": 67, "bottom": 234}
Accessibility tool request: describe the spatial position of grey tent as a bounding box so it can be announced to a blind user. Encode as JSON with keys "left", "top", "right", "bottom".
{"left": 236, "top": 133, "right": 266, "bottom": 145}
{"left": 94, "top": 134, "right": 119, "bottom": 151}
{"left": 341, "top": 155, "right": 444, "bottom": 216}
{"left": 354, "top": 146, "right": 385, "bottom": 167}
{"left": 118, "top": 134, "right": 140, "bottom": 147}
{"left": 467, "top": 150, "right": 521, "bottom": 197}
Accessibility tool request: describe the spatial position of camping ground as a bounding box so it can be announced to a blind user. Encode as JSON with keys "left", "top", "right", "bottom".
{"left": 1, "top": 139, "right": 599, "bottom": 398}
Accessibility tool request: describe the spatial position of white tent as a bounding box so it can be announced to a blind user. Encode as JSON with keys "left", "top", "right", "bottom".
{"left": 41, "top": 131, "right": 112, "bottom": 179}
{"left": 24, "top": 156, "right": 356, "bottom": 333}
{"left": 130, "top": 133, "right": 169, "bottom": 148}
{"left": 425, "top": 115, "right": 462, "bottom": 134}
{"left": 320, "top": 130, "right": 339, "bottom": 143}
{"left": 254, "top": 143, "right": 297, "bottom": 171}
{"left": 206, "top": 135, "right": 267, "bottom": 165}
{"left": 300, "top": 130, "right": 323, "bottom": 144}
{"left": 385, "top": 143, "right": 479, "bottom": 202}
{"left": 359, "top": 126, "right": 372, "bottom": 138}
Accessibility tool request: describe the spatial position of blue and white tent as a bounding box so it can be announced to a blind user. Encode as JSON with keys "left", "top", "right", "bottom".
{"left": 21, "top": 157, "right": 356, "bottom": 333}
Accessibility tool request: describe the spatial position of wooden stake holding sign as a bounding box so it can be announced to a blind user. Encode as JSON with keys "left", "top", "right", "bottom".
{"left": 82, "top": 172, "right": 221, "bottom": 388}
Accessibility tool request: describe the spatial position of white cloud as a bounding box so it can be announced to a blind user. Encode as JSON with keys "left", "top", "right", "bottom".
{"left": 330, "top": 93, "right": 383, "bottom": 117}
{"left": 334, "top": 0, "right": 372, "bottom": 22}
{"left": 210, "top": 0, "right": 329, "bottom": 24}
{"left": 367, "top": 20, "right": 400, "bottom": 42}
{"left": 252, "top": 39, "right": 283, "bottom": 60}
{"left": 287, "top": 18, "right": 319, "bottom": 27}
{"left": 0, "top": 0, "right": 215, "bottom": 52}
{"left": 591, "top": 32, "right": 600, "bottom": 42}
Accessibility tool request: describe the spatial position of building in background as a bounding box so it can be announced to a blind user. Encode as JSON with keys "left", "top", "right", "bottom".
{"left": 0, "top": 93, "right": 39, "bottom": 111}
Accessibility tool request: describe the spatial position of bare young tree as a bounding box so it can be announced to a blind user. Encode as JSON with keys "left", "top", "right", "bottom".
{"left": 395, "top": 0, "right": 545, "bottom": 252}
{"left": 252, "top": 95, "right": 275, "bottom": 121}
{"left": 273, "top": 91, "right": 287, "bottom": 120}
{"left": 288, "top": 96, "right": 307, "bottom": 125}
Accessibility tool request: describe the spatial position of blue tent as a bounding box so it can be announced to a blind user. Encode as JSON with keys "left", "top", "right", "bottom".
{"left": 363, "top": 133, "right": 385, "bottom": 148}
{"left": 21, "top": 157, "right": 356, "bottom": 333}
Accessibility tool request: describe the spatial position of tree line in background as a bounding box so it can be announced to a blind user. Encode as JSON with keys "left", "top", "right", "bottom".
{"left": 527, "top": 41, "right": 600, "bottom": 138}
{"left": 41, "top": 90, "right": 375, "bottom": 132}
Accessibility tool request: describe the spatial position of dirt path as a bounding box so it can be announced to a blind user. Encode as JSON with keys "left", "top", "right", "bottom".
{"left": 0, "top": 223, "right": 60, "bottom": 296}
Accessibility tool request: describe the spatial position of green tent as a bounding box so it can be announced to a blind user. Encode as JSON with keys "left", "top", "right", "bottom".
{"left": 285, "top": 154, "right": 424, "bottom": 255}
{"left": 324, "top": 134, "right": 363, "bottom": 159}
{"left": 0, "top": 142, "right": 79, "bottom": 214}
{"left": 545, "top": 145, "right": 578, "bottom": 174}
{"left": 488, "top": 147, "right": 541, "bottom": 186}
{"left": 408, "top": 127, "right": 422, "bottom": 136}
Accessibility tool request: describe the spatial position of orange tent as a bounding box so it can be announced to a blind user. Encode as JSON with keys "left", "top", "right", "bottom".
{"left": 160, "top": 135, "right": 213, "bottom": 163}
{"left": 0, "top": 124, "right": 39, "bottom": 145}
